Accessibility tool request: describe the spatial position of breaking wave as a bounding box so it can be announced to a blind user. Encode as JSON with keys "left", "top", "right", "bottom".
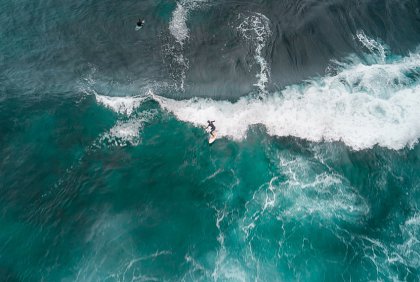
{"left": 154, "top": 34, "right": 420, "bottom": 150}
{"left": 94, "top": 92, "right": 155, "bottom": 147}
{"left": 95, "top": 94, "right": 148, "bottom": 116}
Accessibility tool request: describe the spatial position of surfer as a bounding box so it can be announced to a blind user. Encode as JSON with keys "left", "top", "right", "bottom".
{"left": 207, "top": 120, "right": 216, "bottom": 137}
{"left": 136, "top": 18, "right": 144, "bottom": 28}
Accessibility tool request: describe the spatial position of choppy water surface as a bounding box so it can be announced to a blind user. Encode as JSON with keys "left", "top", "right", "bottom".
{"left": 1, "top": 0, "right": 420, "bottom": 281}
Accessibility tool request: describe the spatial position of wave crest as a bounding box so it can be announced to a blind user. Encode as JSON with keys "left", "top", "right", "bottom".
{"left": 155, "top": 37, "right": 420, "bottom": 150}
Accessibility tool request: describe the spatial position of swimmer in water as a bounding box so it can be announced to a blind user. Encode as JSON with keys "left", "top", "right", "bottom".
{"left": 136, "top": 18, "right": 144, "bottom": 27}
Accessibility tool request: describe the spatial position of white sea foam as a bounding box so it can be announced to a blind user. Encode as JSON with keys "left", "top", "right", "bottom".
{"left": 154, "top": 45, "right": 420, "bottom": 150}
{"left": 99, "top": 119, "right": 143, "bottom": 147}
{"left": 169, "top": 0, "right": 208, "bottom": 45}
{"left": 280, "top": 168, "right": 369, "bottom": 221}
{"left": 95, "top": 94, "right": 148, "bottom": 116}
{"left": 238, "top": 13, "right": 272, "bottom": 95}
{"left": 169, "top": 3, "right": 189, "bottom": 45}
{"left": 94, "top": 92, "right": 156, "bottom": 147}
{"left": 241, "top": 152, "right": 369, "bottom": 241}
{"left": 167, "top": 1, "right": 209, "bottom": 90}
{"left": 356, "top": 31, "right": 387, "bottom": 63}
{"left": 397, "top": 212, "right": 420, "bottom": 268}
{"left": 97, "top": 109, "right": 156, "bottom": 147}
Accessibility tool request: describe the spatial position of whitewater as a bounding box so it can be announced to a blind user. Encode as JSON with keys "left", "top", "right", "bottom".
{"left": 96, "top": 34, "right": 420, "bottom": 150}
{"left": 1, "top": 0, "right": 420, "bottom": 281}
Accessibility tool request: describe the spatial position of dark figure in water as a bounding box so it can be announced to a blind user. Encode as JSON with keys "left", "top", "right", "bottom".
{"left": 137, "top": 19, "right": 144, "bottom": 27}
{"left": 207, "top": 120, "right": 216, "bottom": 137}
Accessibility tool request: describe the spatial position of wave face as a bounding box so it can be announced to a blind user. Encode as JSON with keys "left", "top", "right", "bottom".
{"left": 1, "top": 0, "right": 420, "bottom": 281}
{"left": 156, "top": 34, "right": 420, "bottom": 150}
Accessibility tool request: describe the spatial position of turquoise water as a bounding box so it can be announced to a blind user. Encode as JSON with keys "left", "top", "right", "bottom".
{"left": 1, "top": 0, "right": 420, "bottom": 281}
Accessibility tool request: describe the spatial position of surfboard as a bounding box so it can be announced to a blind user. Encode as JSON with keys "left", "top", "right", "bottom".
{"left": 209, "top": 131, "right": 217, "bottom": 144}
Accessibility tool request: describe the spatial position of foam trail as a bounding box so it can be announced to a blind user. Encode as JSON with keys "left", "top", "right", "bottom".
{"left": 167, "top": 0, "right": 209, "bottom": 90}
{"left": 167, "top": 2, "right": 190, "bottom": 91}
{"left": 238, "top": 13, "right": 272, "bottom": 95}
{"left": 356, "top": 31, "right": 387, "bottom": 63}
{"left": 154, "top": 46, "right": 420, "bottom": 150}
{"left": 169, "top": 0, "right": 208, "bottom": 45}
{"left": 169, "top": 3, "right": 189, "bottom": 45}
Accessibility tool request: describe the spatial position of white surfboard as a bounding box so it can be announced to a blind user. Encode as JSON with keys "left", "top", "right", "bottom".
{"left": 209, "top": 131, "right": 217, "bottom": 144}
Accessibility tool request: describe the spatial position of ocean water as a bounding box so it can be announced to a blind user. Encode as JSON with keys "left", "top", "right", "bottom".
{"left": 1, "top": 0, "right": 420, "bottom": 281}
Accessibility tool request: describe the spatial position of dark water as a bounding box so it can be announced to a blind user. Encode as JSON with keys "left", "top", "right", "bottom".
{"left": 1, "top": 0, "right": 420, "bottom": 281}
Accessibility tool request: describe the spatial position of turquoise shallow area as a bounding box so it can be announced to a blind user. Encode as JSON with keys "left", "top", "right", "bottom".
{"left": 1, "top": 0, "right": 420, "bottom": 281}
{"left": 1, "top": 95, "right": 419, "bottom": 281}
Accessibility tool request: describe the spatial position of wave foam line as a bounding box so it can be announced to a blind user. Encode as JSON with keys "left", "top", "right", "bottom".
{"left": 169, "top": 3, "right": 189, "bottom": 45}
{"left": 169, "top": 0, "right": 209, "bottom": 46}
{"left": 154, "top": 51, "right": 420, "bottom": 150}
{"left": 356, "top": 31, "right": 387, "bottom": 64}
{"left": 238, "top": 13, "right": 272, "bottom": 95}
{"left": 167, "top": 1, "right": 209, "bottom": 90}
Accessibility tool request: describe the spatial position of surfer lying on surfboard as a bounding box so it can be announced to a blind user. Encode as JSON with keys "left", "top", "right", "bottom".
{"left": 207, "top": 120, "right": 216, "bottom": 137}
{"left": 136, "top": 18, "right": 145, "bottom": 27}
{"left": 135, "top": 18, "right": 145, "bottom": 30}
